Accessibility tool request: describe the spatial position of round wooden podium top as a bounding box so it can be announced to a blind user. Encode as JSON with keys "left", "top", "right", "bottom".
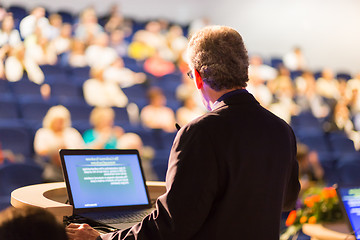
{"left": 302, "top": 223, "right": 355, "bottom": 240}
{"left": 11, "top": 181, "right": 166, "bottom": 221}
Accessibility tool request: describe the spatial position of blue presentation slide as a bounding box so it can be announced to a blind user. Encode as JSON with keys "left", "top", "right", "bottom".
{"left": 340, "top": 187, "right": 360, "bottom": 239}
{"left": 64, "top": 154, "right": 149, "bottom": 209}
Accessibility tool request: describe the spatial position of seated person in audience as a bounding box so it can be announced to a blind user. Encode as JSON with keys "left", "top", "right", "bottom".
{"left": 0, "top": 145, "right": 16, "bottom": 164}
{"left": 166, "top": 25, "right": 188, "bottom": 64}
{"left": 176, "top": 72, "right": 205, "bottom": 111}
{"left": 128, "top": 21, "right": 172, "bottom": 61}
{"left": 176, "top": 95, "right": 206, "bottom": 127}
{"left": 283, "top": 46, "right": 307, "bottom": 71}
{"left": 109, "top": 29, "right": 128, "bottom": 57}
{"left": 83, "top": 107, "right": 125, "bottom": 149}
{"left": 24, "top": 26, "right": 58, "bottom": 66}
{"left": 103, "top": 57, "right": 146, "bottom": 88}
{"left": 47, "top": 13, "right": 63, "bottom": 40}
{"left": 51, "top": 23, "right": 72, "bottom": 55}
{"left": 248, "top": 54, "right": 277, "bottom": 83}
{"left": 34, "top": 105, "right": 84, "bottom": 182}
{"left": 143, "top": 50, "right": 176, "bottom": 77}
{"left": 323, "top": 100, "right": 360, "bottom": 150}
{"left": 295, "top": 71, "right": 330, "bottom": 119}
{"left": 315, "top": 68, "right": 340, "bottom": 103}
{"left": 0, "top": 14, "right": 21, "bottom": 49}
{"left": 4, "top": 44, "right": 45, "bottom": 84}
{"left": 103, "top": 4, "right": 133, "bottom": 35}
{"left": 19, "top": 6, "right": 50, "bottom": 40}
{"left": 117, "top": 132, "right": 156, "bottom": 180}
{"left": 50, "top": 23, "right": 73, "bottom": 66}
{"left": 268, "top": 66, "right": 299, "bottom": 123}
{"left": 140, "top": 87, "right": 176, "bottom": 132}
{"left": 68, "top": 39, "right": 87, "bottom": 68}
{"left": 346, "top": 72, "right": 360, "bottom": 114}
{"left": 85, "top": 32, "right": 118, "bottom": 68}
{"left": 74, "top": 7, "right": 104, "bottom": 44}
{"left": 296, "top": 143, "right": 324, "bottom": 194}
{"left": 0, "top": 14, "right": 22, "bottom": 79}
{"left": 83, "top": 67, "right": 128, "bottom": 107}
{"left": 246, "top": 70, "right": 273, "bottom": 108}
{"left": 0, "top": 206, "right": 68, "bottom": 240}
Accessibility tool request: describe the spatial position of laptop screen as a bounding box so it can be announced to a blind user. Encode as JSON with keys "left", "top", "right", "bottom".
{"left": 337, "top": 186, "right": 360, "bottom": 239}
{"left": 60, "top": 149, "right": 150, "bottom": 211}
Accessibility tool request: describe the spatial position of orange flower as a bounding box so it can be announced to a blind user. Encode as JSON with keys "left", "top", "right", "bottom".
{"left": 300, "top": 216, "right": 308, "bottom": 224}
{"left": 322, "top": 187, "right": 337, "bottom": 199}
{"left": 285, "top": 210, "right": 297, "bottom": 226}
{"left": 304, "top": 195, "right": 321, "bottom": 208}
{"left": 308, "top": 216, "right": 317, "bottom": 224}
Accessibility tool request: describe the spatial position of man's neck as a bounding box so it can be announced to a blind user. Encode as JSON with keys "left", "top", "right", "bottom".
{"left": 202, "top": 85, "right": 243, "bottom": 110}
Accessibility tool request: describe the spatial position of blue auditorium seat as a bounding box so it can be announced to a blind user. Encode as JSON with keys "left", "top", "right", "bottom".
{"left": 18, "top": 99, "right": 53, "bottom": 131}
{"left": 337, "top": 152, "right": 360, "bottom": 186}
{"left": 122, "top": 56, "right": 144, "bottom": 72}
{"left": 0, "top": 98, "right": 20, "bottom": 121}
{"left": 10, "top": 79, "right": 42, "bottom": 97}
{"left": 328, "top": 132, "right": 356, "bottom": 159}
{"left": 0, "top": 163, "right": 43, "bottom": 210}
{"left": 270, "top": 57, "right": 283, "bottom": 69}
{"left": 56, "top": 10, "right": 74, "bottom": 24}
{"left": 0, "top": 126, "right": 33, "bottom": 159}
{"left": 113, "top": 107, "right": 130, "bottom": 125}
{"left": 336, "top": 72, "right": 352, "bottom": 81}
{"left": 151, "top": 149, "right": 170, "bottom": 181}
{"left": 50, "top": 81, "right": 83, "bottom": 103}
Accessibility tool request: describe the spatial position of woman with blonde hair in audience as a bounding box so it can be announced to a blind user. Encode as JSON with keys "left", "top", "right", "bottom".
{"left": 74, "top": 7, "right": 103, "bottom": 44}
{"left": 34, "top": 105, "right": 84, "bottom": 182}
{"left": 83, "top": 107, "right": 125, "bottom": 149}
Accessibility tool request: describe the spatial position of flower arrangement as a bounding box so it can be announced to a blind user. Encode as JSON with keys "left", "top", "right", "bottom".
{"left": 280, "top": 186, "right": 343, "bottom": 239}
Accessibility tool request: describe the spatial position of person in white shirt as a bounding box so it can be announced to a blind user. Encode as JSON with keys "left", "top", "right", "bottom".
{"left": 103, "top": 57, "right": 146, "bottom": 88}
{"left": 248, "top": 55, "right": 277, "bottom": 84}
{"left": 34, "top": 105, "right": 84, "bottom": 182}
{"left": 283, "top": 46, "right": 308, "bottom": 71}
{"left": 315, "top": 68, "right": 340, "bottom": 100}
{"left": 83, "top": 67, "right": 128, "bottom": 108}
{"left": 0, "top": 14, "right": 21, "bottom": 48}
{"left": 19, "top": 7, "right": 50, "bottom": 40}
{"left": 176, "top": 95, "right": 206, "bottom": 127}
{"left": 85, "top": 32, "right": 117, "bottom": 68}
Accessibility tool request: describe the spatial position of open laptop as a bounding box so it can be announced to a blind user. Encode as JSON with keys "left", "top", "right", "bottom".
{"left": 60, "top": 149, "right": 155, "bottom": 230}
{"left": 336, "top": 185, "right": 360, "bottom": 240}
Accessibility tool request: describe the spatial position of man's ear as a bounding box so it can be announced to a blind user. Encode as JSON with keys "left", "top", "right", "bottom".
{"left": 194, "top": 69, "right": 203, "bottom": 89}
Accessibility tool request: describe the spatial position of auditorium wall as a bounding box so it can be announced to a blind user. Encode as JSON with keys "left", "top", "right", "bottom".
{"left": 2, "top": 0, "right": 360, "bottom": 74}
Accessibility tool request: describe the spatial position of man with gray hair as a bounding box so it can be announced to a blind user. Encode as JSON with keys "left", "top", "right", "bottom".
{"left": 67, "top": 25, "right": 300, "bottom": 240}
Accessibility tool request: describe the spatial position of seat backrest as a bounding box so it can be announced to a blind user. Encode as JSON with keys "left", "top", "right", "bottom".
{"left": 0, "top": 163, "right": 43, "bottom": 196}
{"left": 0, "top": 126, "right": 33, "bottom": 158}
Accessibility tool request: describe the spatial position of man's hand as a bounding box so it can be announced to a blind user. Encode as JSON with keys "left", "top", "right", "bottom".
{"left": 66, "top": 223, "right": 101, "bottom": 240}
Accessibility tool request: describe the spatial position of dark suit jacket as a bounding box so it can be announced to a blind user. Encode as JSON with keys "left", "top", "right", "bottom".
{"left": 100, "top": 91, "right": 300, "bottom": 240}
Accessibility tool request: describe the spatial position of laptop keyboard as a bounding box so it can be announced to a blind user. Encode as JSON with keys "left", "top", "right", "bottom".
{"left": 92, "top": 209, "right": 153, "bottom": 223}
